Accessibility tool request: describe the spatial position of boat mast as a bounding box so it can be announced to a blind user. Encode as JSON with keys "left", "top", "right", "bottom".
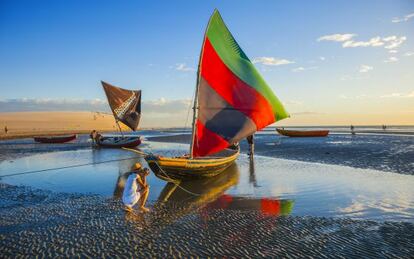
{"left": 115, "top": 119, "right": 125, "bottom": 137}
{"left": 189, "top": 79, "right": 200, "bottom": 159}
{"left": 189, "top": 10, "right": 215, "bottom": 159}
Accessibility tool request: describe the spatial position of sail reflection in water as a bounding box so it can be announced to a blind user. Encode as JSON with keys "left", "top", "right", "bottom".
{"left": 113, "top": 159, "right": 294, "bottom": 219}
{"left": 205, "top": 195, "right": 294, "bottom": 216}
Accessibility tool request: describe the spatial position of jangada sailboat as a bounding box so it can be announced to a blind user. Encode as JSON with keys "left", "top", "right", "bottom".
{"left": 128, "top": 10, "right": 289, "bottom": 181}
{"left": 96, "top": 81, "right": 142, "bottom": 148}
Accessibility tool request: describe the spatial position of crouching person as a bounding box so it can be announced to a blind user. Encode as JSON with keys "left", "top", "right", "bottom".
{"left": 122, "top": 163, "right": 150, "bottom": 213}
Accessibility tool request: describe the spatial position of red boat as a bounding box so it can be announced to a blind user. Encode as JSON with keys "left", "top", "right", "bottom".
{"left": 34, "top": 134, "right": 77, "bottom": 143}
{"left": 276, "top": 128, "right": 329, "bottom": 137}
{"left": 96, "top": 136, "right": 141, "bottom": 148}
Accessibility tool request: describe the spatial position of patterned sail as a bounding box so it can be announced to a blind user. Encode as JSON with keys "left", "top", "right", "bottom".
{"left": 101, "top": 81, "right": 141, "bottom": 131}
{"left": 192, "top": 10, "right": 289, "bottom": 157}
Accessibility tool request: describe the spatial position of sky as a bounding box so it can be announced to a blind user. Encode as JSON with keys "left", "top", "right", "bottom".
{"left": 1, "top": 0, "right": 413, "bottom": 126}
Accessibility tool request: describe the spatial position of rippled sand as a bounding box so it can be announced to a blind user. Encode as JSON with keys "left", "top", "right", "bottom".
{"left": 1, "top": 132, "right": 414, "bottom": 257}
{"left": 1, "top": 184, "right": 413, "bottom": 258}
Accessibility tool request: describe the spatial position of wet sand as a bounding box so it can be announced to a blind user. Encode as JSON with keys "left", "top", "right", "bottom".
{"left": 148, "top": 133, "right": 414, "bottom": 175}
{"left": 1, "top": 183, "right": 413, "bottom": 257}
{"left": 1, "top": 132, "right": 414, "bottom": 257}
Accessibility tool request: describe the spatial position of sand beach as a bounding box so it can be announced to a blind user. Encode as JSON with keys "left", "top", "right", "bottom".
{"left": 0, "top": 111, "right": 121, "bottom": 140}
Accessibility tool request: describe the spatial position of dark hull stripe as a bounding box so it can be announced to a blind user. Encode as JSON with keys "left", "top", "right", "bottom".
{"left": 198, "top": 78, "right": 257, "bottom": 145}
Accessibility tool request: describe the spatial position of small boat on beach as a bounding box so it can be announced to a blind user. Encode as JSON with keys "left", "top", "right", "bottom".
{"left": 96, "top": 81, "right": 142, "bottom": 148}
{"left": 34, "top": 134, "right": 77, "bottom": 143}
{"left": 276, "top": 128, "right": 329, "bottom": 137}
{"left": 96, "top": 135, "right": 141, "bottom": 148}
{"left": 126, "top": 10, "right": 289, "bottom": 181}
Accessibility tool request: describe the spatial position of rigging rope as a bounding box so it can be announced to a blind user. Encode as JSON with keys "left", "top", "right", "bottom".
{"left": 123, "top": 148, "right": 202, "bottom": 197}
{"left": 151, "top": 160, "right": 202, "bottom": 197}
{"left": 0, "top": 156, "right": 139, "bottom": 178}
{"left": 2, "top": 147, "right": 202, "bottom": 197}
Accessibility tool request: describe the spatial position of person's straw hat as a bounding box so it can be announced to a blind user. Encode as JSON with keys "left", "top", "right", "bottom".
{"left": 131, "top": 163, "right": 142, "bottom": 171}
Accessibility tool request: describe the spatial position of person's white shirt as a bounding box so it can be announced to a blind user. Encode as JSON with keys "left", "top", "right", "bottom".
{"left": 122, "top": 173, "right": 141, "bottom": 208}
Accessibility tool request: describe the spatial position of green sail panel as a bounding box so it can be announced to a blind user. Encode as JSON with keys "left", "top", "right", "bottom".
{"left": 205, "top": 10, "right": 289, "bottom": 121}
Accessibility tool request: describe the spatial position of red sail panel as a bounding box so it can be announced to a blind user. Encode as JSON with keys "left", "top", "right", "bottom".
{"left": 193, "top": 120, "right": 230, "bottom": 157}
{"left": 191, "top": 10, "right": 288, "bottom": 157}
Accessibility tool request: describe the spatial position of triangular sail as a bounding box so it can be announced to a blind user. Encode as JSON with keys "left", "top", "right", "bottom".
{"left": 101, "top": 81, "right": 141, "bottom": 131}
{"left": 192, "top": 10, "right": 289, "bottom": 157}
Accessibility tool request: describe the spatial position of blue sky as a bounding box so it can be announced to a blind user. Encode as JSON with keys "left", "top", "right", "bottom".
{"left": 1, "top": 0, "right": 413, "bottom": 125}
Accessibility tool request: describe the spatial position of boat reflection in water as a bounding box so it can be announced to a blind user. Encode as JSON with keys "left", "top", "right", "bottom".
{"left": 156, "top": 158, "right": 294, "bottom": 218}
{"left": 156, "top": 163, "right": 240, "bottom": 208}
{"left": 114, "top": 160, "right": 294, "bottom": 225}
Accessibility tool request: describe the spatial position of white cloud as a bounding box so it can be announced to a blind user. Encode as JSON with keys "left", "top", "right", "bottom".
{"left": 384, "top": 57, "right": 399, "bottom": 63}
{"left": 283, "top": 100, "right": 303, "bottom": 106}
{"left": 388, "top": 50, "right": 398, "bottom": 54}
{"left": 175, "top": 63, "right": 195, "bottom": 72}
{"left": 384, "top": 36, "right": 406, "bottom": 49}
{"left": 339, "top": 94, "right": 371, "bottom": 100}
{"left": 0, "top": 97, "right": 193, "bottom": 114}
{"left": 319, "top": 34, "right": 407, "bottom": 51}
{"left": 380, "top": 91, "right": 414, "bottom": 98}
{"left": 0, "top": 98, "right": 109, "bottom": 112}
{"left": 317, "top": 33, "right": 356, "bottom": 42}
{"left": 144, "top": 98, "right": 192, "bottom": 114}
{"left": 292, "top": 67, "right": 305, "bottom": 72}
{"left": 391, "top": 12, "right": 414, "bottom": 23}
{"left": 343, "top": 36, "right": 384, "bottom": 48}
{"left": 291, "top": 66, "right": 318, "bottom": 72}
{"left": 404, "top": 51, "right": 414, "bottom": 57}
{"left": 319, "top": 56, "right": 326, "bottom": 61}
{"left": 359, "top": 65, "right": 373, "bottom": 73}
{"left": 252, "top": 57, "right": 294, "bottom": 66}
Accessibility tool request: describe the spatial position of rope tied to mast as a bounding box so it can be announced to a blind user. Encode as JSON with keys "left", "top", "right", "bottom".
{"left": 123, "top": 147, "right": 202, "bottom": 197}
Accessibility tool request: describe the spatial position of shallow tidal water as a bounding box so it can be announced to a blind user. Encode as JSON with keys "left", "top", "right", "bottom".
{"left": 1, "top": 137, "right": 413, "bottom": 222}
{"left": 1, "top": 132, "right": 414, "bottom": 257}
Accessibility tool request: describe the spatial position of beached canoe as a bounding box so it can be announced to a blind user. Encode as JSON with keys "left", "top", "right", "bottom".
{"left": 144, "top": 148, "right": 240, "bottom": 182}
{"left": 276, "top": 128, "right": 329, "bottom": 137}
{"left": 96, "top": 136, "right": 142, "bottom": 148}
{"left": 34, "top": 134, "right": 77, "bottom": 143}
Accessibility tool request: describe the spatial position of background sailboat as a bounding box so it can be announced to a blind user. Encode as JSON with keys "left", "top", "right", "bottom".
{"left": 276, "top": 128, "right": 329, "bottom": 137}
{"left": 129, "top": 9, "right": 289, "bottom": 181}
{"left": 96, "top": 81, "right": 142, "bottom": 148}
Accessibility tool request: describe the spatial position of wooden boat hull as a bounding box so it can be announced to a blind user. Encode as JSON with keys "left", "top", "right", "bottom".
{"left": 276, "top": 128, "right": 329, "bottom": 137}
{"left": 97, "top": 136, "right": 141, "bottom": 148}
{"left": 145, "top": 148, "right": 240, "bottom": 182}
{"left": 34, "top": 134, "right": 77, "bottom": 143}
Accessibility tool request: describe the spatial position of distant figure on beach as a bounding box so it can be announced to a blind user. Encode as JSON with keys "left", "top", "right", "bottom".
{"left": 122, "top": 163, "right": 150, "bottom": 213}
{"left": 246, "top": 134, "right": 254, "bottom": 157}
{"left": 382, "top": 125, "right": 386, "bottom": 131}
{"left": 350, "top": 125, "right": 355, "bottom": 135}
{"left": 4, "top": 126, "right": 8, "bottom": 134}
{"left": 90, "top": 130, "right": 102, "bottom": 145}
{"left": 90, "top": 130, "right": 97, "bottom": 145}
